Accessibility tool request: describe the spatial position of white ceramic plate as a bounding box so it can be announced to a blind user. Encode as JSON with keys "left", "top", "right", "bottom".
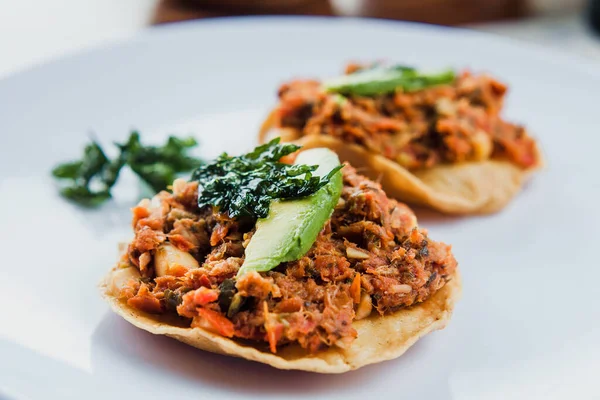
{"left": 0, "top": 17, "right": 598, "bottom": 400}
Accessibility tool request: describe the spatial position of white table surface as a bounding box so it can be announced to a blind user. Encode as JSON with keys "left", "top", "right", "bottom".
{"left": 0, "top": 0, "right": 156, "bottom": 78}
{"left": 1, "top": 1, "right": 599, "bottom": 78}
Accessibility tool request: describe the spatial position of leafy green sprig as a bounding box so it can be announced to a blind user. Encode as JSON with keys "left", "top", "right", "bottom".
{"left": 191, "top": 138, "right": 342, "bottom": 219}
{"left": 52, "top": 131, "right": 203, "bottom": 206}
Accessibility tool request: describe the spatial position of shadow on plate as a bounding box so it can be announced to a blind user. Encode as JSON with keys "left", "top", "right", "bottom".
{"left": 90, "top": 312, "right": 443, "bottom": 396}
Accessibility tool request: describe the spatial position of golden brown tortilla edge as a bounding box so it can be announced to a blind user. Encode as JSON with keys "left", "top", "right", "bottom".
{"left": 99, "top": 264, "right": 461, "bottom": 374}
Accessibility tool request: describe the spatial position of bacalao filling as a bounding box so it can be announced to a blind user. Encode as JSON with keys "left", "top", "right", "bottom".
{"left": 110, "top": 164, "right": 458, "bottom": 354}
{"left": 275, "top": 64, "right": 540, "bottom": 171}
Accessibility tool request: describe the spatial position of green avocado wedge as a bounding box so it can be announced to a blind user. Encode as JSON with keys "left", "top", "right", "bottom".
{"left": 236, "top": 148, "right": 343, "bottom": 277}
{"left": 323, "top": 65, "right": 455, "bottom": 96}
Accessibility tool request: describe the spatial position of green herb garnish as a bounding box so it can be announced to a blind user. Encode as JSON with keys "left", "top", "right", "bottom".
{"left": 323, "top": 64, "right": 455, "bottom": 96}
{"left": 52, "top": 131, "right": 203, "bottom": 207}
{"left": 191, "top": 138, "right": 343, "bottom": 219}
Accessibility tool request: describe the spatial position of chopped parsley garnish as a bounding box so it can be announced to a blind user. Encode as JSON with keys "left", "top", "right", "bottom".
{"left": 52, "top": 131, "right": 203, "bottom": 207}
{"left": 191, "top": 138, "right": 343, "bottom": 219}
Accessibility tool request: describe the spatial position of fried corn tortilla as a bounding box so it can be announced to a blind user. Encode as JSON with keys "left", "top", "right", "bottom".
{"left": 259, "top": 110, "right": 543, "bottom": 214}
{"left": 101, "top": 266, "right": 460, "bottom": 373}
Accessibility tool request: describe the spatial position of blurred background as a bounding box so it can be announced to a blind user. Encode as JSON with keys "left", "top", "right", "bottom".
{"left": 1, "top": 0, "right": 599, "bottom": 78}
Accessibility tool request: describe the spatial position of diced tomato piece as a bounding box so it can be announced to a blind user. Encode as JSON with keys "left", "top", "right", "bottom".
{"left": 197, "top": 308, "right": 234, "bottom": 337}
{"left": 198, "top": 275, "right": 212, "bottom": 288}
{"left": 193, "top": 287, "right": 218, "bottom": 305}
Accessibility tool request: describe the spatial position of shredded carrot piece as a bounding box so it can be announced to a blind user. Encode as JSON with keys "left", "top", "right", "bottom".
{"left": 263, "top": 301, "right": 283, "bottom": 353}
{"left": 350, "top": 273, "right": 361, "bottom": 304}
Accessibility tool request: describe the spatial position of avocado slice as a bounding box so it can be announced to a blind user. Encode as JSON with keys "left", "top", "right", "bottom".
{"left": 237, "top": 148, "right": 343, "bottom": 277}
{"left": 323, "top": 65, "right": 455, "bottom": 96}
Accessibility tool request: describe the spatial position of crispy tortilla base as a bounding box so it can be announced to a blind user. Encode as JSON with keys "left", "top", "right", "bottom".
{"left": 101, "top": 265, "right": 461, "bottom": 374}
{"left": 259, "top": 110, "right": 544, "bottom": 214}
